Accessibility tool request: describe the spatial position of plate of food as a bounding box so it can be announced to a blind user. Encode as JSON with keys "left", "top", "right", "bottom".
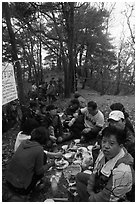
{"left": 68, "top": 145, "right": 78, "bottom": 151}
{"left": 64, "top": 152, "right": 75, "bottom": 159}
{"left": 63, "top": 164, "right": 81, "bottom": 178}
{"left": 74, "top": 139, "right": 80, "bottom": 144}
{"left": 73, "top": 159, "right": 82, "bottom": 165}
{"left": 74, "top": 147, "right": 88, "bottom": 160}
{"left": 77, "top": 147, "right": 88, "bottom": 152}
{"left": 55, "top": 158, "right": 69, "bottom": 170}
{"left": 62, "top": 145, "right": 68, "bottom": 151}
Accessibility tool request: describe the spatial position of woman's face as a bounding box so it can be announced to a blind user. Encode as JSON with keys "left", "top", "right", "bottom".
{"left": 102, "top": 134, "right": 121, "bottom": 160}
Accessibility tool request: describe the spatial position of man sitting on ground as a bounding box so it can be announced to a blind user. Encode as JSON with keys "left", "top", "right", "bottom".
{"left": 80, "top": 101, "right": 104, "bottom": 143}
{"left": 43, "top": 105, "right": 63, "bottom": 145}
{"left": 76, "top": 126, "right": 134, "bottom": 202}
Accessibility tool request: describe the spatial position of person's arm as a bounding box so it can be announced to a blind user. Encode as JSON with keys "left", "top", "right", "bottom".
{"left": 82, "top": 126, "right": 101, "bottom": 134}
{"left": 87, "top": 173, "right": 96, "bottom": 193}
{"left": 88, "top": 163, "right": 133, "bottom": 202}
{"left": 35, "top": 148, "right": 45, "bottom": 175}
{"left": 80, "top": 107, "right": 87, "bottom": 115}
{"left": 44, "top": 150, "right": 62, "bottom": 158}
{"left": 57, "top": 115, "right": 63, "bottom": 135}
{"left": 90, "top": 126, "right": 102, "bottom": 134}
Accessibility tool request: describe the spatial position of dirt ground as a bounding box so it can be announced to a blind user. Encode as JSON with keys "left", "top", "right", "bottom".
{"left": 2, "top": 88, "right": 135, "bottom": 201}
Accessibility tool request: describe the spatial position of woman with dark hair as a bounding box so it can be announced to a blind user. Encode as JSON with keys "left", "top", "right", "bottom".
{"left": 6, "top": 127, "right": 62, "bottom": 195}
{"left": 76, "top": 126, "right": 134, "bottom": 202}
{"left": 14, "top": 118, "right": 39, "bottom": 152}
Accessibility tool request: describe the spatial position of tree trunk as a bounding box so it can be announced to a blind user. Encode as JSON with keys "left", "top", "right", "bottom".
{"left": 3, "top": 2, "right": 25, "bottom": 106}
{"left": 51, "top": 9, "right": 70, "bottom": 98}
{"left": 115, "top": 62, "right": 121, "bottom": 95}
{"left": 39, "top": 38, "right": 43, "bottom": 83}
{"left": 62, "top": 3, "right": 75, "bottom": 97}
{"left": 68, "top": 3, "right": 75, "bottom": 93}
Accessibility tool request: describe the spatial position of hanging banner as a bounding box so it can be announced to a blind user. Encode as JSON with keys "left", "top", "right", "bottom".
{"left": 2, "top": 63, "right": 18, "bottom": 105}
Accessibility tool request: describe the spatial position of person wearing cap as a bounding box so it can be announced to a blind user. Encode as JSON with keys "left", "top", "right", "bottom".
{"left": 110, "top": 103, "right": 134, "bottom": 133}
{"left": 108, "top": 110, "right": 135, "bottom": 160}
{"left": 42, "top": 105, "right": 63, "bottom": 145}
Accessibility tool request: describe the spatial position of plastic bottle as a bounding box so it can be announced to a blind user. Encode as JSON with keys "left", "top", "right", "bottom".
{"left": 51, "top": 175, "right": 58, "bottom": 196}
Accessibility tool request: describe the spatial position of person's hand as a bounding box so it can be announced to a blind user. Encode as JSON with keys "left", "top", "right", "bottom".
{"left": 49, "top": 135, "right": 57, "bottom": 142}
{"left": 92, "top": 144, "right": 100, "bottom": 150}
{"left": 82, "top": 128, "right": 91, "bottom": 134}
{"left": 73, "top": 113, "right": 78, "bottom": 118}
{"left": 55, "top": 152, "right": 63, "bottom": 158}
{"left": 57, "top": 137, "right": 63, "bottom": 143}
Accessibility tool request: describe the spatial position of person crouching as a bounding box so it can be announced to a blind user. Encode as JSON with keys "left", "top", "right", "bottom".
{"left": 6, "top": 127, "right": 51, "bottom": 195}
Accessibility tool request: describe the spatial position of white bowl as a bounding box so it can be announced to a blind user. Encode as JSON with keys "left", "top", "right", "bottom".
{"left": 74, "top": 139, "right": 80, "bottom": 144}
{"left": 83, "top": 170, "right": 92, "bottom": 175}
{"left": 77, "top": 147, "right": 87, "bottom": 152}
{"left": 62, "top": 145, "right": 68, "bottom": 150}
{"left": 44, "top": 199, "right": 54, "bottom": 202}
{"left": 64, "top": 152, "right": 73, "bottom": 159}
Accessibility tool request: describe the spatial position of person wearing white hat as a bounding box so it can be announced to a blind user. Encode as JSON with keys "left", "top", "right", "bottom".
{"left": 108, "top": 110, "right": 125, "bottom": 130}
{"left": 108, "top": 110, "right": 135, "bottom": 162}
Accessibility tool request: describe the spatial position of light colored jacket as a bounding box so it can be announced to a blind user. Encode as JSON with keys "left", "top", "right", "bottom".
{"left": 87, "top": 148, "right": 134, "bottom": 201}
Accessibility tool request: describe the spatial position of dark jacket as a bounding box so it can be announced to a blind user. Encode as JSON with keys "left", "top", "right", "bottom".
{"left": 42, "top": 113, "right": 63, "bottom": 137}
{"left": 124, "top": 126, "right": 135, "bottom": 158}
{"left": 6, "top": 140, "right": 45, "bottom": 189}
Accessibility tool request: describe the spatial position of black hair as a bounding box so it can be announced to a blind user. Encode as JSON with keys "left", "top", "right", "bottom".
{"left": 88, "top": 101, "right": 97, "bottom": 110}
{"left": 110, "top": 103, "right": 124, "bottom": 112}
{"left": 46, "top": 104, "right": 57, "bottom": 111}
{"left": 101, "top": 126, "right": 125, "bottom": 145}
{"left": 70, "top": 99, "right": 80, "bottom": 105}
{"left": 30, "top": 127, "right": 49, "bottom": 145}
{"left": 74, "top": 92, "right": 81, "bottom": 98}
{"left": 110, "top": 103, "right": 129, "bottom": 118}
{"left": 29, "top": 101, "right": 37, "bottom": 108}
{"left": 20, "top": 118, "right": 39, "bottom": 135}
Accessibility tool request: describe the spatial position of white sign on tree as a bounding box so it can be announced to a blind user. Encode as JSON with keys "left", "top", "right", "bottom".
{"left": 2, "top": 63, "right": 18, "bottom": 105}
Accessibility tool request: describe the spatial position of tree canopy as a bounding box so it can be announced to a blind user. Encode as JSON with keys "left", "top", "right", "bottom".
{"left": 2, "top": 2, "right": 135, "bottom": 101}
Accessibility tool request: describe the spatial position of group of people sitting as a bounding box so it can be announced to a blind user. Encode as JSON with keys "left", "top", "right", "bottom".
{"left": 5, "top": 92, "right": 135, "bottom": 201}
